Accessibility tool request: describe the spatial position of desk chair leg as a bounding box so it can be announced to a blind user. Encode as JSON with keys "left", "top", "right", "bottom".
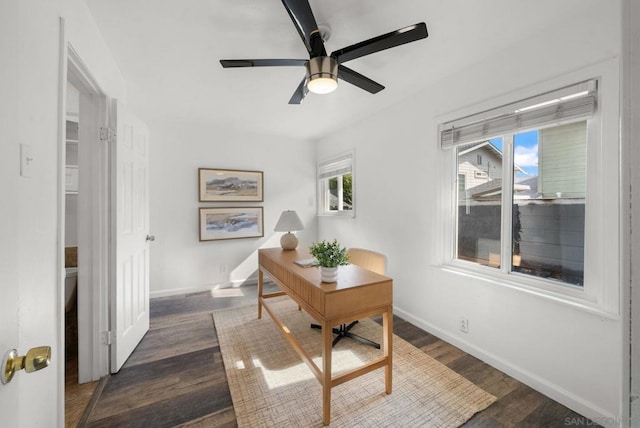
{"left": 310, "top": 321, "right": 381, "bottom": 349}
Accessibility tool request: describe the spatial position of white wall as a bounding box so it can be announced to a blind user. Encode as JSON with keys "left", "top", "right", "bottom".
{"left": 0, "top": 0, "right": 127, "bottom": 425}
{"left": 148, "top": 119, "right": 317, "bottom": 296}
{"left": 317, "top": 4, "right": 624, "bottom": 425}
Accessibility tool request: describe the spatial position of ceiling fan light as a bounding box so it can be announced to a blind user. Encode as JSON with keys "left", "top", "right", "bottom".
{"left": 307, "top": 56, "right": 338, "bottom": 95}
{"left": 308, "top": 76, "right": 338, "bottom": 94}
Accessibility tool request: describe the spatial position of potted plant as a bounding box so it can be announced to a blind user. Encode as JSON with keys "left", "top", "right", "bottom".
{"left": 309, "top": 239, "right": 349, "bottom": 282}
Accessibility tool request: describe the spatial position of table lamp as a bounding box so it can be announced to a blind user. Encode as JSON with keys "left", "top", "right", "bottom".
{"left": 274, "top": 210, "right": 304, "bottom": 250}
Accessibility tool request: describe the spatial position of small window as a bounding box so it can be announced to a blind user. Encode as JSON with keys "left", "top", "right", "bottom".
{"left": 477, "top": 154, "right": 483, "bottom": 165}
{"left": 318, "top": 152, "right": 354, "bottom": 215}
{"left": 458, "top": 174, "right": 466, "bottom": 195}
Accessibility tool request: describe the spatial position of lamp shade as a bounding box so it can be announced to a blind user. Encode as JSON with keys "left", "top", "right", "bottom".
{"left": 274, "top": 210, "right": 304, "bottom": 232}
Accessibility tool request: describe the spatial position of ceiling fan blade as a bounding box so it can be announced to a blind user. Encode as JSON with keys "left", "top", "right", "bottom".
{"left": 332, "top": 22, "right": 428, "bottom": 63}
{"left": 338, "top": 65, "right": 384, "bottom": 94}
{"left": 288, "top": 77, "right": 309, "bottom": 104}
{"left": 220, "top": 59, "right": 308, "bottom": 68}
{"left": 280, "top": 0, "right": 326, "bottom": 57}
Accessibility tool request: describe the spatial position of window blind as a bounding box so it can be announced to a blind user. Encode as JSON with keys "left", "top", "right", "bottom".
{"left": 318, "top": 153, "right": 352, "bottom": 179}
{"left": 440, "top": 79, "right": 597, "bottom": 149}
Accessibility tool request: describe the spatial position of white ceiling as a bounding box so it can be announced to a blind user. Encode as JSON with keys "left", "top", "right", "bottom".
{"left": 85, "top": 0, "right": 580, "bottom": 140}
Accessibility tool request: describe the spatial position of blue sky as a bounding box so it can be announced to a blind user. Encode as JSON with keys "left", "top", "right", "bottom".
{"left": 489, "top": 130, "right": 539, "bottom": 177}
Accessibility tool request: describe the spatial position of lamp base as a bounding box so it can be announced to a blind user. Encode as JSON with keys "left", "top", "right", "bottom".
{"left": 280, "top": 232, "right": 298, "bottom": 250}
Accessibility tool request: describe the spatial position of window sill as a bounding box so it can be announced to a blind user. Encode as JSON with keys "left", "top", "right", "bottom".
{"left": 439, "top": 260, "right": 620, "bottom": 320}
{"left": 317, "top": 211, "right": 355, "bottom": 218}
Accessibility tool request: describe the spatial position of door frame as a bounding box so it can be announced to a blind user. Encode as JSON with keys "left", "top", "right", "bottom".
{"left": 57, "top": 17, "right": 111, "bottom": 421}
{"left": 68, "top": 46, "right": 111, "bottom": 382}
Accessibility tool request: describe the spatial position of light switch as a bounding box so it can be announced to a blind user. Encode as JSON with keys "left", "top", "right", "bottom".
{"left": 20, "top": 144, "right": 33, "bottom": 178}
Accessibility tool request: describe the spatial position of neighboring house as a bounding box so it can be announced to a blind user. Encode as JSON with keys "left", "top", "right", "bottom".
{"left": 538, "top": 121, "right": 587, "bottom": 199}
{"left": 458, "top": 141, "right": 528, "bottom": 201}
{"left": 459, "top": 120, "right": 587, "bottom": 202}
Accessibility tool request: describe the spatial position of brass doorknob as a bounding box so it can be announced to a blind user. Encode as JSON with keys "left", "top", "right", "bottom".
{"left": 1, "top": 346, "right": 51, "bottom": 385}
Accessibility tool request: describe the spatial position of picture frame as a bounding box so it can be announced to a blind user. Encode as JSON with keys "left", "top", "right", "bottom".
{"left": 198, "top": 168, "right": 263, "bottom": 202}
{"left": 199, "top": 207, "right": 264, "bottom": 241}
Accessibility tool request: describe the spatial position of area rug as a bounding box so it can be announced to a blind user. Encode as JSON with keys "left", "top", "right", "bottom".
{"left": 213, "top": 298, "right": 496, "bottom": 427}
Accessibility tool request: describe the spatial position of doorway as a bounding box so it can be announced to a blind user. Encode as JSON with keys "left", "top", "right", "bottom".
{"left": 63, "top": 79, "right": 99, "bottom": 426}
{"left": 61, "top": 46, "right": 112, "bottom": 425}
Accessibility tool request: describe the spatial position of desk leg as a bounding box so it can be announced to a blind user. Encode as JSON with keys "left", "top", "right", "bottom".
{"left": 383, "top": 306, "right": 393, "bottom": 394}
{"left": 322, "top": 320, "right": 332, "bottom": 426}
{"left": 258, "top": 270, "right": 263, "bottom": 319}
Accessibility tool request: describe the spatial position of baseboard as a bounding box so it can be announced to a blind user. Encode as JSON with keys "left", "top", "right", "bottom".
{"left": 150, "top": 278, "right": 259, "bottom": 299}
{"left": 393, "top": 305, "right": 621, "bottom": 428}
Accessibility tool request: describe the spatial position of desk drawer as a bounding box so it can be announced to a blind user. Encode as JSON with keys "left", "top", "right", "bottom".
{"left": 324, "top": 282, "right": 392, "bottom": 320}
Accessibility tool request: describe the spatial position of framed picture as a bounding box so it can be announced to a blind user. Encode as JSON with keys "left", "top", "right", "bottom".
{"left": 199, "top": 207, "right": 264, "bottom": 241}
{"left": 199, "top": 168, "right": 263, "bottom": 202}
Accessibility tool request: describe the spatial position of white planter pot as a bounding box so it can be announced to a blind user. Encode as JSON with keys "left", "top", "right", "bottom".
{"left": 320, "top": 266, "right": 338, "bottom": 283}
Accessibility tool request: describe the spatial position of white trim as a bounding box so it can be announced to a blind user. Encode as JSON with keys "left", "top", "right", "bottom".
{"left": 439, "top": 262, "right": 619, "bottom": 320}
{"left": 499, "top": 135, "right": 514, "bottom": 274}
{"left": 393, "top": 304, "right": 621, "bottom": 428}
{"left": 149, "top": 278, "right": 259, "bottom": 299}
{"left": 56, "top": 17, "right": 67, "bottom": 428}
{"left": 67, "top": 45, "right": 103, "bottom": 97}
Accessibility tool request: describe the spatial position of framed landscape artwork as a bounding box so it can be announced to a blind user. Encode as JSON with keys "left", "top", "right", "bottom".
{"left": 199, "top": 207, "right": 264, "bottom": 241}
{"left": 199, "top": 168, "right": 263, "bottom": 202}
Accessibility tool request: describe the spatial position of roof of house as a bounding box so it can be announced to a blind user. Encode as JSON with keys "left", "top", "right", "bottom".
{"left": 459, "top": 141, "right": 527, "bottom": 174}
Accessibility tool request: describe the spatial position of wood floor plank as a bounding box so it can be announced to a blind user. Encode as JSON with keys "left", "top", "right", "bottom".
{"left": 463, "top": 413, "right": 509, "bottom": 428}
{"left": 89, "top": 347, "right": 227, "bottom": 422}
{"left": 87, "top": 384, "right": 232, "bottom": 428}
{"left": 516, "top": 399, "right": 595, "bottom": 427}
{"left": 175, "top": 407, "right": 237, "bottom": 428}
{"left": 125, "top": 313, "right": 217, "bottom": 368}
{"left": 475, "top": 383, "right": 548, "bottom": 426}
{"left": 421, "top": 338, "right": 468, "bottom": 365}
{"left": 447, "top": 354, "right": 521, "bottom": 400}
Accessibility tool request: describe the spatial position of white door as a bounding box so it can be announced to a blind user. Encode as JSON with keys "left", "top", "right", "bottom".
{"left": 110, "top": 99, "right": 150, "bottom": 372}
{"left": 0, "top": 91, "right": 20, "bottom": 427}
{"left": 1, "top": 1, "right": 22, "bottom": 424}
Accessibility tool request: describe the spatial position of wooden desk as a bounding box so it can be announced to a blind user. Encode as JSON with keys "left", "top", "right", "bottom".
{"left": 258, "top": 248, "right": 393, "bottom": 426}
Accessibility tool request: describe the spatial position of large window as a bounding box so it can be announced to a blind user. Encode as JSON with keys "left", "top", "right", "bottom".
{"left": 443, "top": 80, "right": 596, "bottom": 288}
{"left": 318, "top": 152, "right": 354, "bottom": 215}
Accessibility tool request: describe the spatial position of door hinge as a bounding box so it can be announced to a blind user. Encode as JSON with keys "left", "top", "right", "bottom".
{"left": 101, "top": 331, "right": 112, "bottom": 346}
{"left": 100, "top": 127, "right": 115, "bottom": 143}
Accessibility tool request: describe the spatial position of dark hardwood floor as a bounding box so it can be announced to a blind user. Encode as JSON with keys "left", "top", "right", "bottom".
{"left": 81, "top": 283, "right": 598, "bottom": 427}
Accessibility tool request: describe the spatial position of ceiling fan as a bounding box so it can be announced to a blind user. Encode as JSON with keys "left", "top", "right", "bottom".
{"left": 219, "top": 0, "right": 428, "bottom": 104}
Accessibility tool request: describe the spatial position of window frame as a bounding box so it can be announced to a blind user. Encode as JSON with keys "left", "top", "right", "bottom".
{"left": 436, "top": 60, "right": 620, "bottom": 316}
{"left": 317, "top": 150, "right": 355, "bottom": 217}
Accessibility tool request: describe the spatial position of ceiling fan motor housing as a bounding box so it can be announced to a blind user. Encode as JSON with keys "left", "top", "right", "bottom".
{"left": 306, "top": 56, "right": 338, "bottom": 94}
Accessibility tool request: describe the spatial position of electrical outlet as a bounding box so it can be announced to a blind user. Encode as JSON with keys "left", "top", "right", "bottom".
{"left": 460, "top": 317, "right": 469, "bottom": 333}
